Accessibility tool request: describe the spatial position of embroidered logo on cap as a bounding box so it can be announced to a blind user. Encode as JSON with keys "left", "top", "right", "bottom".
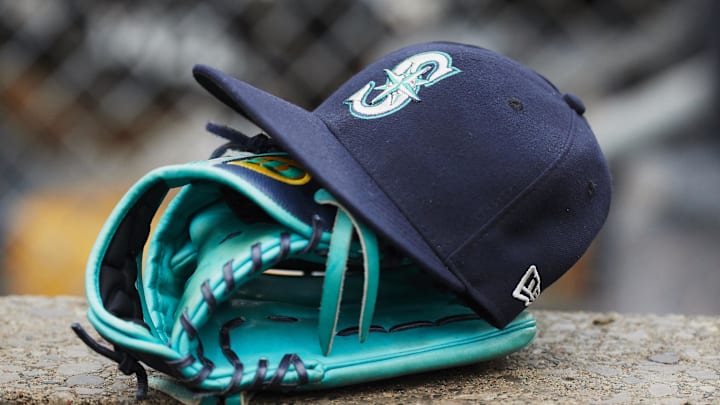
{"left": 344, "top": 51, "right": 461, "bottom": 119}
{"left": 512, "top": 265, "right": 541, "bottom": 306}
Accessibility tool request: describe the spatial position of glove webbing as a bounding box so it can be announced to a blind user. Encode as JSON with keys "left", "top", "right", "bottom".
{"left": 176, "top": 189, "right": 380, "bottom": 391}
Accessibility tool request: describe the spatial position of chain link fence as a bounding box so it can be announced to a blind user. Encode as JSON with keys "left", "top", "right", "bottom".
{"left": 1, "top": 0, "right": 718, "bottom": 312}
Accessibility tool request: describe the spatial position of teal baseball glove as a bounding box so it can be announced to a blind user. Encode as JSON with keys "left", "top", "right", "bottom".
{"left": 73, "top": 150, "right": 536, "bottom": 402}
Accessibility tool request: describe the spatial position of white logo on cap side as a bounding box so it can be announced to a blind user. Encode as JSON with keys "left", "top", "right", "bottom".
{"left": 343, "top": 51, "right": 461, "bottom": 120}
{"left": 513, "top": 265, "right": 541, "bottom": 306}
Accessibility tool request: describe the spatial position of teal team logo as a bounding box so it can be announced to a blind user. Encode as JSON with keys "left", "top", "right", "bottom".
{"left": 344, "top": 51, "right": 461, "bottom": 119}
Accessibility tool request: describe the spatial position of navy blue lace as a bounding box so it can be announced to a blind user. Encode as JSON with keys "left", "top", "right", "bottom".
{"left": 206, "top": 122, "right": 282, "bottom": 158}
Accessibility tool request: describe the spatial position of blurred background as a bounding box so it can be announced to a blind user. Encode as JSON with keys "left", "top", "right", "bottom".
{"left": 1, "top": 0, "right": 718, "bottom": 315}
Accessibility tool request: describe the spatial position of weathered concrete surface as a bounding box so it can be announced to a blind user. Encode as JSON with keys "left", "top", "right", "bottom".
{"left": 0, "top": 295, "right": 718, "bottom": 404}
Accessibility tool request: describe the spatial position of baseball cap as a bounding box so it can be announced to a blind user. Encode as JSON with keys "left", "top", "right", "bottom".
{"left": 192, "top": 41, "right": 612, "bottom": 329}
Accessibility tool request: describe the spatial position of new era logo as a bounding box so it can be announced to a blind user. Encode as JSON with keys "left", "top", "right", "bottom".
{"left": 513, "top": 265, "right": 541, "bottom": 306}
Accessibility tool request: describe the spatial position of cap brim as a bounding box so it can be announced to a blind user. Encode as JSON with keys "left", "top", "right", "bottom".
{"left": 192, "top": 65, "right": 463, "bottom": 294}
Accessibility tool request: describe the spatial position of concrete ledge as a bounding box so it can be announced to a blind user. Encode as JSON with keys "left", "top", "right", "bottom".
{"left": 0, "top": 296, "right": 718, "bottom": 403}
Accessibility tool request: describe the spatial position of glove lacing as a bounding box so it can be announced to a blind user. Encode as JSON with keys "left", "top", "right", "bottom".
{"left": 206, "top": 122, "right": 281, "bottom": 158}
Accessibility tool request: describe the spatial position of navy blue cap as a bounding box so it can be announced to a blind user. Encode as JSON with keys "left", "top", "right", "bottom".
{"left": 192, "top": 41, "right": 612, "bottom": 328}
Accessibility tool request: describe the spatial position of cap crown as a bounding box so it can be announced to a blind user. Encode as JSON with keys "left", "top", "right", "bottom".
{"left": 192, "top": 41, "right": 612, "bottom": 327}
{"left": 315, "top": 42, "right": 611, "bottom": 324}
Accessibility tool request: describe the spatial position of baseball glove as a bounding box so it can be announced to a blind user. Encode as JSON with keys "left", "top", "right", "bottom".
{"left": 73, "top": 140, "right": 536, "bottom": 401}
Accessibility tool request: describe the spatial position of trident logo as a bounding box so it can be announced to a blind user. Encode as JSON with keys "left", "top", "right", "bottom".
{"left": 344, "top": 51, "right": 461, "bottom": 119}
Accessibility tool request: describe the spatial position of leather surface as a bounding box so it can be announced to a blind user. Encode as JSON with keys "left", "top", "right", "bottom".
{"left": 85, "top": 156, "right": 536, "bottom": 396}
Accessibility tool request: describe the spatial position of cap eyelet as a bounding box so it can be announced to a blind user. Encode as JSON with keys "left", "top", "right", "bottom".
{"left": 508, "top": 98, "right": 524, "bottom": 112}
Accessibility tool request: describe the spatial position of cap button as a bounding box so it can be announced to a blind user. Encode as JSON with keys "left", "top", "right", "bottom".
{"left": 563, "top": 93, "right": 586, "bottom": 115}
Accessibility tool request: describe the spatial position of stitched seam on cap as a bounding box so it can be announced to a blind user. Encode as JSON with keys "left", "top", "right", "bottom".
{"left": 446, "top": 109, "right": 579, "bottom": 324}
{"left": 315, "top": 117, "right": 460, "bottom": 279}
{"left": 448, "top": 108, "right": 578, "bottom": 260}
{"left": 314, "top": 118, "right": 423, "bottom": 239}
